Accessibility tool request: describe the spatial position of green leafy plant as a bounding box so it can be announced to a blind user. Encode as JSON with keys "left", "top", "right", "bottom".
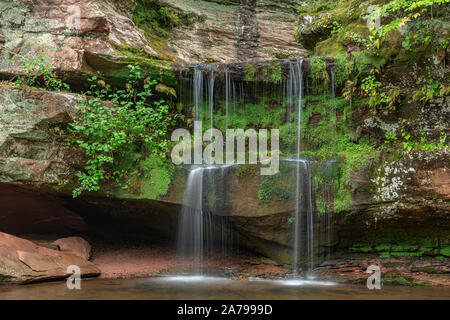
{"left": 10, "top": 40, "right": 69, "bottom": 91}
{"left": 361, "top": 75, "right": 381, "bottom": 97}
{"left": 413, "top": 77, "right": 450, "bottom": 105}
{"left": 365, "top": 0, "right": 449, "bottom": 55}
{"left": 438, "top": 128, "right": 448, "bottom": 149}
{"left": 133, "top": 0, "right": 200, "bottom": 37}
{"left": 400, "top": 127, "right": 414, "bottom": 151}
{"left": 330, "top": 21, "right": 343, "bottom": 34}
{"left": 361, "top": 74, "right": 382, "bottom": 113}
{"left": 395, "top": 126, "right": 448, "bottom": 151}
{"left": 361, "top": 75, "right": 401, "bottom": 114}
{"left": 310, "top": 57, "right": 329, "bottom": 84}
{"left": 70, "top": 65, "right": 173, "bottom": 197}
{"left": 384, "top": 130, "right": 398, "bottom": 146}
{"left": 372, "top": 0, "right": 448, "bottom": 35}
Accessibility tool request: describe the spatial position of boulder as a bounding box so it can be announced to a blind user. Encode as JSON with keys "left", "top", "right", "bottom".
{"left": 0, "top": 232, "right": 100, "bottom": 284}
{"left": 0, "top": 84, "right": 81, "bottom": 188}
{"left": 52, "top": 236, "right": 92, "bottom": 260}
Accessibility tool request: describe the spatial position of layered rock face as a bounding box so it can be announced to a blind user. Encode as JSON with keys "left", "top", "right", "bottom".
{"left": 163, "top": 0, "right": 305, "bottom": 62}
{"left": 0, "top": 84, "right": 80, "bottom": 186}
{"left": 227, "top": 150, "right": 450, "bottom": 263}
{"left": 0, "top": 0, "right": 157, "bottom": 81}
{"left": 0, "top": 0, "right": 305, "bottom": 82}
{"left": 336, "top": 150, "right": 450, "bottom": 254}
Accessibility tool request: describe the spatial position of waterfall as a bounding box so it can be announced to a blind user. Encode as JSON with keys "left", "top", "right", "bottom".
{"left": 326, "top": 161, "right": 334, "bottom": 260}
{"left": 289, "top": 59, "right": 336, "bottom": 272}
{"left": 177, "top": 165, "right": 234, "bottom": 272}
{"left": 178, "top": 59, "right": 337, "bottom": 274}
{"left": 304, "top": 161, "right": 314, "bottom": 270}
{"left": 177, "top": 167, "right": 206, "bottom": 270}
{"left": 287, "top": 59, "right": 303, "bottom": 121}
{"left": 225, "top": 67, "right": 231, "bottom": 130}
{"left": 331, "top": 69, "right": 336, "bottom": 124}
{"left": 290, "top": 59, "right": 307, "bottom": 273}
{"left": 207, "top": 65, "right": 216, "bottom": 132}
{"left": 193, "top": 66, "right": 203, "bottom": 121}
{"left": 192, "top": 64, "right": 216, "bottom": 126}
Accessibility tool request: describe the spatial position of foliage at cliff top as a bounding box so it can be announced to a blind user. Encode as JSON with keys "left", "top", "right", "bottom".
{"left": 296, "top": 0, "right": 450, "bottom": 54}
{"left": 295, "top": 0, "right": 449, "bottom": 69}
{"left": 70, "top": 65, "right": 177, "bottom": 197}
{"left": 296, "top": 0, "right": 450, "bottom": 116}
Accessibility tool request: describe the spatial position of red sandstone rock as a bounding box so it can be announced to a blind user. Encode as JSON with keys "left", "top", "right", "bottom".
{"left": 52, "top": 236, "right": 92, "bottom": 260}
{"left": 0, "top": 0, "right": 157, "bottom": 78}
{"left": 0, "top": 232, "right": 100, "bottom": 284}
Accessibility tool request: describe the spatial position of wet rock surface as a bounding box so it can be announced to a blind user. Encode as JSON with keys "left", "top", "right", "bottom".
{"left": 0, "top": 83, "right": 448, "bottom": 276}
{"left": 314, "top": 257, "right": 450, "bottom": 286}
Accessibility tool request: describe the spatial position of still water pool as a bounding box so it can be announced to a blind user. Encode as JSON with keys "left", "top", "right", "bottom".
{"left": 0, "top": 276, "right": 448, "bottom": 300}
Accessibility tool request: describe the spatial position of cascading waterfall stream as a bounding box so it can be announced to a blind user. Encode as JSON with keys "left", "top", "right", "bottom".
{"left": 207, "top": 65, "right": 216, "bottom": 132}
{"left": 304, "top": 161, "right": 314, "bottom": 271}
{"left": 178, "top": 59, "right": 336, "bottom": 275}
{"left": 177, "top": 167, "right": 205, "bottom": 270}
{"left": 331, "top": 69, "right": 336, "bottom": 125}
{"left": 177, "top": 65, "right": 233, "bottom": 273}
{"left": 326, "top": 161, "right": 334, "bottom": 260}
{"left": 291, "top": 59, "right": 304, "bottom": 273}
{"left": 193, "top": 66, "right": 203, "bottom": 121}
{"left": 177, "top": 165, "right": 234, "bottom": 273}
{"left": 225, "top": 67, "right": 231, "bottom": 130}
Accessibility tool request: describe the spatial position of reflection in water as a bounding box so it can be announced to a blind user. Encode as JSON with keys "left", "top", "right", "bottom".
{"left": 1, "top": 278, "right": 448, "bottom": 300}
{"left": 271, "top": 279, "right": 336, "bottom": 287}
{"left": 163, "top": 276, "right": 227, "bottom": 282}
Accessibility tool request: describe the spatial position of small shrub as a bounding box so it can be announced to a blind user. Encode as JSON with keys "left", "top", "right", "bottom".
{"left": 70, "top": 65, "right": 174, "bottom": 197}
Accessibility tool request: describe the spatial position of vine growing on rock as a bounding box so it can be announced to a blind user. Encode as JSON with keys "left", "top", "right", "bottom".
{"left": 70, "top": 65, "right": 175, "bottom": 197}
